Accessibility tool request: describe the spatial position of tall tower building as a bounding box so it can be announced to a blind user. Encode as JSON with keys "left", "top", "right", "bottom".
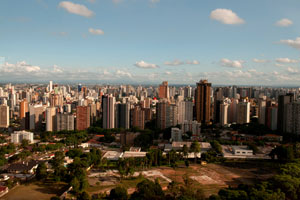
{"left": 116, "top": 103, "right": 130, "bottom": 129}
{"left": 20, "top": 99, "right": 28, "bottom": 119}
{"left": 195, "top": 80, "right": 212, "bottom": 124}
{"left": 76, "top": 106, "right": 91, "bottom": 130}
{"left": 237, "top": 101, "right": 250, "bottom": 124}
{"left": 285, "top": 102, "right": 300, "bottom": 135}
{"left": 178, "top": 101, "right": 193, "bottom": 124}
{"left": 131, "top": 105, "right": 145, "bottom": 130}
{"left": 0, "top": 105, "right": 9, "bottom": 128}
{"left": 278, "top": 94, "right": 294, "bottom": 132}
{"left": 258, "top": 97, "right": 267, "bottom": 125}
{"left": 158, "top": 81, "right": 169, "bottom": 99}
{"left": 55, "top": 113, "right": 74, "bottom": 131}
{"left": 102, "top": 95, "right": 115, "bottom": 129}
{"left": 46, "top": 107, "right": 56, "bottom": 132}
{"left": 49, "top": 81, "right": 53, "bottom": 92}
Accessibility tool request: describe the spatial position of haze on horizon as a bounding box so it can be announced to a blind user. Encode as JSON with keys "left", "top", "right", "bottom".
{"left": 1, "top": 0, "right": 300, "bottom": 85}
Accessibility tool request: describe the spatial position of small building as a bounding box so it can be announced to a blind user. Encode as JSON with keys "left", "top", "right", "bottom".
{"left": 6, "top": 160, "right": 39, "bottom": 174}
{"left": 232, "top": 146, "right": 253, "bottom": 156}
{"left": 122, "top": 151, "right": 147, "bottom": 158}
{"left": 102, "top": 151, "right": 122, "bottom": 161}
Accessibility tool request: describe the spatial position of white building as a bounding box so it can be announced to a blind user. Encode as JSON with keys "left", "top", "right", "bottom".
{"left": 46, "top": 107, "right": 56, "bottom": 132}
{"left": 171, "top": 128, "right": 182, "bottom": 142}
{"left": 11, "top": 131, "right": 34, "bottom": 144}
{"left": 232, "top": 146, "right": 253, "bottom": 156}
{"left": 181, "top": 120, "right": 201, "bottom": 136}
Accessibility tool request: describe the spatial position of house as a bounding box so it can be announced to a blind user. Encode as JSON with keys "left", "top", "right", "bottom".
{"left": 6, "top": 160, "right": 39, "bottom": 174}
{"left": 102, "top": 151, "right": 122, "bottom": 161}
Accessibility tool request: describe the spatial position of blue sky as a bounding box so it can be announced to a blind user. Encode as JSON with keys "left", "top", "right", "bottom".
{"left": 1, "top": 0, "right": 300, "bottom": 85}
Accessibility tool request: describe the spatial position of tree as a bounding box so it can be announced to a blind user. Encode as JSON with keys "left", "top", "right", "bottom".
{"left": 78, "top": 191, "right": 91, "bottom": 200}
{"left": 109, "top": 186, "right": 128, "bottom": 200}
{"left": 190, "top": 141, "right": 201, "bottom": 163}
{"left": 21, "top": 139, "right": 30, "bottom": 148}
{"left": 71, "top": 177, "right": 80, "bottom": 193}
{"left": 130, "top": 179, "right": 164, "bottom": 200}
{"left": 36, "top": 162, "right": 47, "bottom": 180}
{"left": 182, "top": 144, "right": 189, "bottom": 160}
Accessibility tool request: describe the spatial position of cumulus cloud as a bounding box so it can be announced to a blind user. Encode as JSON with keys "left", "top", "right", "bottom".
{"left": 186, "top": 60, "right": 200, "bottom": 65}
{"left": 88, "top": 28, "right": 104, "bottom": 35}
{"left": 58, "top": 1, "right": 94, "bottom": 18}
{"left": 164, "top": 60, "right": 200, "bottom": 66}
{"left": 279, "top": 37, "right": 300, "bottom": 49}
{"left": 253, "top": 58, "right": 269, "bottom": 63}
{"left": 1, "top": 61, "right": 40, "bottom": 73}
{"left": 164, "top": 60, "right": 184, "bottom": 66}
{"left": 116, "top": 70, "right": 132, "bottom": 78}
{"left": 210, "top": 9, "right": 245, "bottom": 25}
{"left": 276, "top": 58, "right": 299, "bottom": 63}
{"left": 134, "top": 61, "right": 159, "bottom": 69}
{"left": 276, "top": 18, "right": 293, "bottom": 27}
{"left": 287, "top": 67, "right": 298, "bottom": 73}
{"left": 220, "top": 58, "right": 244, "bottom": 68}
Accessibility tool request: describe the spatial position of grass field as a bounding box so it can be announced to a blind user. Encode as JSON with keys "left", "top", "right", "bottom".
{"left": 2, "top": 181, "right": 68, "bottom": 200}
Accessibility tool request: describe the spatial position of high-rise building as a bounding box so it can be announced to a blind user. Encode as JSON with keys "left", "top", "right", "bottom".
{"left": 89, "top": 104, "right": 97, "bottom": 126}
{"left": 220, "top": 99, "right": 231, "bottom": 126}
{"left": 46, "top": 107, "right": 56, "bottom": 132}
{"left": 55, "top": 113, "right": 74, "bottom": 131}
{"left": 171, "top": 128, "right": 182, "bottom": 142}
{"left": 178, "top": 101, "right": 193, "bottom": 124}
{"left": 49, "top": 81, "right": 53, "bottom": 92}
{"left": 116, "top": 103, "right": 130, "bottom": 129}
{"left": 156, "top": 101, "right": 178, "bottom": 129}
{"left": 285, "top": 102, "right": 300, "bottom": 135}
{"left": 258, "top": 97, "right": 267, "bottom": 125}
{"left": 29, "top": 104, "right": 45, "bottom": 131}
{"left": 0, "top": 105, "right": 9, "bottom": 128}
{"left": 11, "top": 130, "right": 34, "bottom": 144}
{"left": 195, "top": 80, "right": 212, "bottom": 124}
{"left": 237, "top": 101, "right": 250, "bottom": 124}
{"left": 158, "top": 81, "right": 169, "bottom": 99}
{"left": 266, "top": 105, "right": 278, "bottom": 131}
{"left": 20, "top": 99, "right": 28, "bottom": 119}
{"left": 131, "top": 105, "right": 145, "bottom": 130}
{"left": 278, "top": 94, "right": 294, "bottom": 132}
{"left": 102, "top": 95, "right": 115, "bottom": 129}
{"left": 76, "top": 106, "right": 91, "bottom": 130}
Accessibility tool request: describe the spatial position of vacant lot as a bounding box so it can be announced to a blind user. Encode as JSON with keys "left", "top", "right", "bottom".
{"left": 87, "top": 161, "right": 277, "bottom": 197}
{"left": 157, "top": 161, "right": 277, "bottom": 197}
{"left": 2, "top": 181, "right": 68, "bottom": 200}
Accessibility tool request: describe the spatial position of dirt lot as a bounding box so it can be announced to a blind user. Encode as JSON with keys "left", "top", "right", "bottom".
{"left": 87, "top": 161, "right": 276, "bottom": 197}
{"left": 157, "top": 162, "right": 276, "bottom": 197}
{"left": 2, "top": 182, "right": 68, "bottom": 200}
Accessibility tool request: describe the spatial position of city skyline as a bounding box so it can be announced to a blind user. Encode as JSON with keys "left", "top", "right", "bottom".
{"left": 1, "top": 0, "right": 300, "bottom": 85}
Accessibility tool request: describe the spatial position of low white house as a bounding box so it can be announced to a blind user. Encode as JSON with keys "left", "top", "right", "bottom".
{"left": 232, "top": 146, "right": 253, "bottom": 156}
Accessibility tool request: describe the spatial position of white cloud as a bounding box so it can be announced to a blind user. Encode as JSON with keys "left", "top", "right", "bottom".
{"left": 88, "top": 28, "right": 104, "bottom": 35}
{"left": 279, "top": 37, "right": 300, "bottom": 49}
{"left": 287, "top": 67, "right": 298, "bottom": 73}
{"left": 53, "top": 65, "right": 63, "bottom": 73}
{"left": 276, "top": 18, "right": 293, "bottom": 27}
{"left": 186, "top": 60, "right": 200, "bottom": 65}
{"left": 220, "top": 58, "right": 244, "bottom": 68}
{"left": 58, "top": 1, "right": 94, "bottom": 18}
{"left": 1, "top": 61, "right": 40, "bottom": 73}
{"left": 276, "top": 58, "right": 299, "bottom": 63}
{"left": 164, "top": 60, "right": 184, "bottom": 66}
{"left": 116, "top": 70, "right": 132, "bottom": 78}
{"left": 150, "top": 0, "right": 160, "bottom": 3}
{"left": 210, "top": 9, "right": 245, "bottom": 25}
{"left": 253, "top": 58, "right": 269, "bottom": 63}
{"left": 134, "top": 61, "right": 159, "bottom": 69}
{"left": 165, "top": 71, "right": 172, "bottom": 75}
